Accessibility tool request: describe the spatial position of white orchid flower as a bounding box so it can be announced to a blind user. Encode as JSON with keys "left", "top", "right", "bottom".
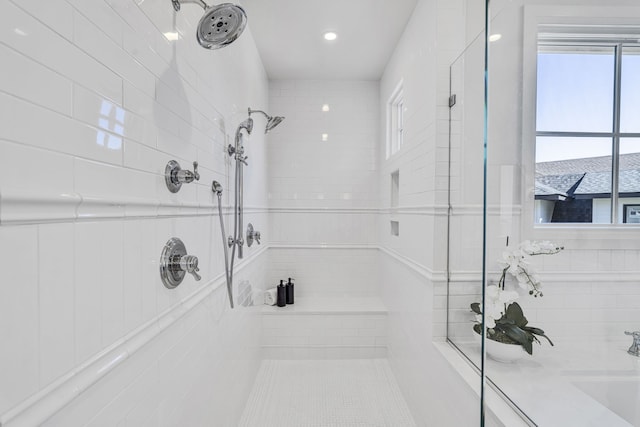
{"left": 481, "top": 285, "right": 519, "bottom": 329}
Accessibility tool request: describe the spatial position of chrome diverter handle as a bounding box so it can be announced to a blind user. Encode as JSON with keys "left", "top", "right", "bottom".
{"left": 160, "top": 238, "right": 201, "bottom": 289}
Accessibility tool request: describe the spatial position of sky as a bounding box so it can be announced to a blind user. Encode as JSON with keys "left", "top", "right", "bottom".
{"left": 535, "top": 48, "right": 640, "bottom": 163}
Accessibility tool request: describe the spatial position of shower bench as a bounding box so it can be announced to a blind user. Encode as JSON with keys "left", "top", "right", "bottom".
{"left": 261, "top": 296, "right": 388, "bottom": 359}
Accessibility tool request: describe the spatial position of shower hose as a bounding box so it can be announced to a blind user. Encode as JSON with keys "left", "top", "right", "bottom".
{"left": 215, "top": 191, "right": 234, "bottom": 308}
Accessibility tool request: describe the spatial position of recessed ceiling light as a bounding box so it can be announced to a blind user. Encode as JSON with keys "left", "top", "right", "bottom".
{"left": 323, "top": 31, "right": 337, "bottom": 41}
{"left": 489, "top": 34, "right": 502, "bottom": 42}
{"left": 321, "top": 133, "right": 329, "bottom": 141}
{"left": 322, "top": 104, "right": 330, "bottom": 112}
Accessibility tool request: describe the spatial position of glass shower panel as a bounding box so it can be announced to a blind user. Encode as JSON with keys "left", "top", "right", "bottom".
{"left": 446, "top": 34, "right": 486, "bottom": 370}
{"left": 481, "top": 0, "right": 640, "bottom": 425}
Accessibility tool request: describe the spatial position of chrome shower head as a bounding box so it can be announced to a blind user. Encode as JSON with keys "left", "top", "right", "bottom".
{"left": 266, "top": 116, "right": 285, "bottom": 132}
{"left": 248, "top": 108, "right": 285, "bottom": 134}
{"left": 211, "top": 180, "right": 223, "bottom": 196}
{"left": 172, "top": 0, "right": 247, "bottom": 50}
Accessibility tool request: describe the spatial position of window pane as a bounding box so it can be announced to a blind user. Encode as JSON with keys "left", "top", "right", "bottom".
{"left": 621, "top": 47, "right": 640, "bottom": 133}
{"left": 535, "top": 137, "right": 612, "bottom": 224}
{"left": 536, "top": 47, "right": 615, "bottom": 133}
{"left": 619, "top": 138, "right": 640, "bottom": 223}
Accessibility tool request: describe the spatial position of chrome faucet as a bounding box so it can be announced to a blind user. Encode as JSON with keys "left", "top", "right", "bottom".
{"left": 625, "top": 331, "right": 640, "bottom": 356}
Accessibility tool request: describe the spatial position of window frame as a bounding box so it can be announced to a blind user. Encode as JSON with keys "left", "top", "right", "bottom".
{"left": 521, "top": 5, "right": 640, "bottom": 238}
{"left": 386, "top": 80, "right": 404, "bottom": 159}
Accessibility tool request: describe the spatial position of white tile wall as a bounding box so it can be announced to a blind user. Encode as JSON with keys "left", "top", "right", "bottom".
{"left": 0, "top": 0, "right": 268, "bottom": 424}
{"left": 377, "top": 1, "right": 483, "bottom": 426}
{"left": 266, "top": 248, "right": 380, "bottom": 297}
{"left": 267, "top": 80, "right": 380, "bottom": 211}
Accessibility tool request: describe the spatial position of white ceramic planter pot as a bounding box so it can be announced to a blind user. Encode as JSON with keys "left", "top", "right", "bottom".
{"left": 485, "top": 338, "right": 526, "bottom": 363}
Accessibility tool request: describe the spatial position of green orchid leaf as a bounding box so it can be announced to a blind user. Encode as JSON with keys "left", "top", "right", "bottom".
{"left": 495, "top": 323, "right": 534, "bottom": 354}
{"left": 470, "top": 303, "right": 482, "bottom": 315}
{"left": 522, "top": 326, "right": 554, "bottom": 346}
{"left": 505, "top": 302, "right": 528, "bottom": 328}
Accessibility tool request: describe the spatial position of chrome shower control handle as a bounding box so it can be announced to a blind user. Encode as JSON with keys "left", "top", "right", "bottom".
{"left": 246, "top": 223, "right": 261, "bottom": 247}
{"left": 179, "top": 255, "right": 201, "bottom": 281}
{"left": 165, "top": 160, "right": 200, "bottom": 193}
{"left": 176, "top": 161, "right": 199, "bottom": 183}
{"left": 625, "top": 331, "right": 640, "bottom": 356}
{"left": 160, "top": 238, "right": 202, "bottom": 289}
{"left": 191, "top": 161, "right": 200, "bottom": 181}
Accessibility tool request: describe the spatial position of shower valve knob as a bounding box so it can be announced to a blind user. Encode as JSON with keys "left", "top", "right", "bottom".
{"left": 180, "top": 255, "right": 201, "bottom": 281}
{"left": 176, "top": 161, "right": 199, "bottom": 183}
{"left": 246, "top": 223, "right": 261, "bottom": 247}
{"left": 164, "top": 160, "right": 200, "bottom": 193}
{"left": 160, "top": 238, "right": 201, "bottom": 289}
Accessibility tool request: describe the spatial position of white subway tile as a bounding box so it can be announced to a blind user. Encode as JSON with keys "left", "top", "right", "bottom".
{"left": 73, "top": 10, "right": 155, "bottom": 98}
{"left": 100, "top": 222, "right": 125, "bottom": 347}
{"left": 0, "top": 43, "right": 73, "bottom": 115}
{"left": 38, "top": 223, "right": 76, "bottom": 388}
{"left": 67, "top": 0, "right": 125, "bottom": 47}
{"left": 0, "top": 1, "right": 122, "bottom": 103}
{"left": 9, "top": 0, "right": 74, "bottom": 40}
{"left": 74, "top": 223, "right": 104, "bottom": 363}
{"left": 0, "top": 140, "right": 74, "bottom": 195}
{"left": 0, "top": 92, "right": 123, "bottom": 165}
{"left": 0, "top": 225, "right": 39, "bottom": 414}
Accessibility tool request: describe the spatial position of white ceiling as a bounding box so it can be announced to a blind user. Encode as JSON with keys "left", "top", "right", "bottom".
{"left": 240, "top": 0, "right": 418, "bottom": 80}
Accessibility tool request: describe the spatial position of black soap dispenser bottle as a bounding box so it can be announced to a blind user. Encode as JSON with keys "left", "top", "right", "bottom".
{"left": 285, "top": 278, "right": 294, "bottom": 304}
{"left": 276, "top": 280, "right": 286, "bottom": 307}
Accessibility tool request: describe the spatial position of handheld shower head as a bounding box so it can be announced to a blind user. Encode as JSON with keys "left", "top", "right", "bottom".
{"left": 172, "top": 0, "right": 247, "bottom": 50}
{"left": 212, "top": 180, "right": 223, "bottom": 196}
{"left": 248, "top": 108, "right": 285, "bottom": 133}
{"left": 238, "top": 117, "right": 253, "bottom": 134}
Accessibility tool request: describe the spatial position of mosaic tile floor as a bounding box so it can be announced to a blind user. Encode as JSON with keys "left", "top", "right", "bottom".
{"left": 239, "top": 359, "right": 416, "bottom": 427}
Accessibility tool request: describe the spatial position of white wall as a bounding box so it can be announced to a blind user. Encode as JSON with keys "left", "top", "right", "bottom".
{"left": 266, "top": 80, "right": 380, "bottom": 296}
{"left": 0, "top": 0, "right": 268, "bottom": 425}
{"left": 377, "top": 0, "right": 482, "bottom": 425}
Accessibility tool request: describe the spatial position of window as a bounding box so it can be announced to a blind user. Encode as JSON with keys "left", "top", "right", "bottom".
{"left": 534, "top": 32, "right": 640, "bottom": 224}
{"left": 386, "top": 81, "right": 404, "bottom": 158}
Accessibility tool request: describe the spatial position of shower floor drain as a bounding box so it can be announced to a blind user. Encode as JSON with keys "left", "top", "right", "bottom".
{"left": 239, "top": 359, "right": 416, "bottom": 427}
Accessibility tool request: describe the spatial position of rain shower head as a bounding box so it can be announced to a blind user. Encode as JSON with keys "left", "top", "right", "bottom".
{"left": 248, "top": 108, "right": 285, "bottom": 133}
{"left": 172, "top": 0, "right": 247, "bottom": 50}
{"left": 265, "top": 116, "right": 284, "bottom": 132}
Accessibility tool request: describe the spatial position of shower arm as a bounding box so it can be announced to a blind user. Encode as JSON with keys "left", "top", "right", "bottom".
{"left": 172, "top": 0, "right": 208, "bottom": 12}
{"left": 248, "top": 108, "right": 269, "bottom": 120}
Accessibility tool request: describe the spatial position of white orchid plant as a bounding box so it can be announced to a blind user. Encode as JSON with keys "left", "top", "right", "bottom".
{"left": 471, "top": 240, "right": 564, "bottom": 355}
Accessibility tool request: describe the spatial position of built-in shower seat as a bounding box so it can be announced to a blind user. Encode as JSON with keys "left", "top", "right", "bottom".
{"left": 261, "top": 296, "right": 388, "bottom": 359}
